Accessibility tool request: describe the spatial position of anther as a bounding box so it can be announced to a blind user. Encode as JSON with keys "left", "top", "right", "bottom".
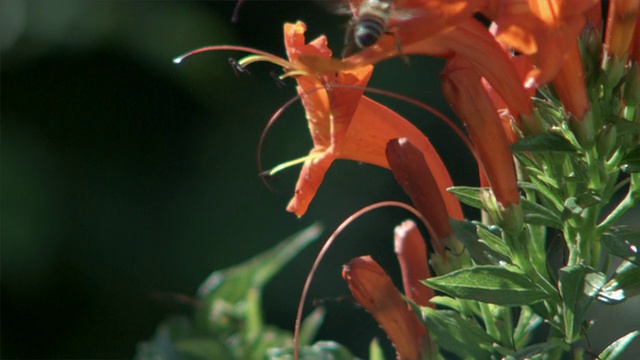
{"left": 229, "top": 57, "right": 250, "bottom": 76}
{"left": 270, "top": 70, "right": 287, "bottom": 87}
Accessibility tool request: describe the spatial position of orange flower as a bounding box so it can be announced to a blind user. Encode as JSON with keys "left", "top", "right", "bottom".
{"left": 343, "top": 256, "right": 427, "bottom": 360}
{"left": 441, "top": 56, "right": 520, "bottom": 207}
{"left": 604, "top": 0, "right": 640, "bottom": 60}
{"left": 280, "top": 22, "right": 460, "bottom": 218}
{"left": 339, "top": 17, "right": 533, "bottom": 119}
{"left": 490, "top": 0, "right": 599, "bottom": 86}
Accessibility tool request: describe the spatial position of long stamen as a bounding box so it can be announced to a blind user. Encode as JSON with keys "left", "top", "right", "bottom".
{"left": 293, "top": 201, "right": 436, "bottom": 360}
{"left": 267, "top": 154, "right": 322, "bottom": 176}
{"left": 172, "top": 45, "right": 290, "bottom": 66}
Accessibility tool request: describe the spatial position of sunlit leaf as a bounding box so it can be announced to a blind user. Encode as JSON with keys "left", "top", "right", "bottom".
{"left": 598, "top": 262, "right": 640, "bottom": 304}
{"left": 598, "top": 331, "right": 640, "bottom": 360}
{"left": 422, "top": 266, "right": 548, "bottom": 305}
{"left": 601, "top": 226, "right": 640, "bottom": 265}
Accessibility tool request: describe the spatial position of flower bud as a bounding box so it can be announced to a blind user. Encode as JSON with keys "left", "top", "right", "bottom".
{"left": 596, "top": 124, "right": 618, "bottom": 159}
{"left": 568, "top": 111, "right": 596, "bottom": 149}
{"left": 343, "top": 256, "right": 426, "bottom": 360}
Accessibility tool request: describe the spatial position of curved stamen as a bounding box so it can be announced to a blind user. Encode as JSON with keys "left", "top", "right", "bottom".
{"left": 173, "top": 45, "right": 290, "bottom": 67}
{"left": 293, "top": 200, "right": 436, "bottom": 360}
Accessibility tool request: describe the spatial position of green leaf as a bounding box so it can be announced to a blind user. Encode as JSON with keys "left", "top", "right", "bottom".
{"left": 510, "top": 133, "right": 577, "bottom": 153}
{"left": 598, "top": 262, "right": 640, "bottom": 304}
{"left": 520, "top": 198, "right": 563, "bottom": 228}
{"left": 195, "top": 223, "right": 323, "bottom": 335}
{"left": 601, "top": 226, "right": 640, "bottom": 265}
{"left": 267, "top": 341, "right": 356, "bottom": 360}
{"left": 298, "top": 307, "right": 326, "bottom": 347}
{"left": 597, "top": 331, "right": 640, "bottom": 360}
{"left": 369, "top": 338, "right": 385, "bottom": 360}
{"left": 558, "top": 265, "right": 606, "bottom": 342}
{"left": 421, "top": 308, "right": 495, "bottom": 359}
{"left": 422, "top": 266, "right": 549, "bottom": 305}
{"left": 174, "top": 338, "right": 231, "bottom": 359}
{"left": 621, "top": 145, "right": 640, "bottom": 173}
{"left": 449, "top": 219, "right": 509, "bottom": 265}
{"left": 512, "top": 306, "right": 543, "bottom": 348}
{"left": 447, "top": 186, "right": 486, "bottom": 210}
{"left": 561, "top": 193, "right": 601, "bottom": 222}
{"left": 428, "top": 296, "right": 463, "bottom": 312}
{"left": 135, "top": 316, "right": 207, "bottom": 360}
{"left": 476, "top": 224, "right": 511, "bottom": 258}
{"left": 502, "top": 338, "right": 568, "bottom": 360}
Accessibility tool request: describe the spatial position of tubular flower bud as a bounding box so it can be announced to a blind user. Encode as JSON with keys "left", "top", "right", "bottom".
{"left": 343, "top": 256, "right": 427, "bottom": 360}
{"left": 386, "top": 138, "right": 462, "bottom": 254}
{"left": 394, "top": 220, "right": 435, "bottom": 307}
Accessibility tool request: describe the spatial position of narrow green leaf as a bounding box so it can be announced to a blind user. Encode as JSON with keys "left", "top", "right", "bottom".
{"left": 422, "top": 266, "right": 549, "bottom": 305}
{"left": 601, "top": 226, "right": 640, "bottom": 265}
{"left": 520, "top": 198, "right": 563, "bottom": 228}
{"left": 598, "top": 263, "right": 640, "bottom": 304}
{"left": 421, "top": 308, "right": 494, "bottom": 359}
{"left": 558, "top": 265, "right": 606, "bottom": 342}
{"left": 447, "top": 186, "right": 486, "bottom": 210}
{"left": 449, "top": 219, "right": 509, "bottom": 265}
{"left": 428, "top": 296, "right": 463, "bottom": 312}
{"left": 512, "top": 306, "right": 543, "bottom": 348}
{"left": 476, "top": 224, "right": 511, "bottom": 258}
{"left": 368, "top": 338, "right": 385, "bottom": 360}
{"left": 298, "top": 307, "right": 326, "bottom": 347}
{"left": 598, "top": 331, "right": 640, "bottom": 360}
{"left": 510, "top": 133, "right": 577, "bottom": 153}
{"left": 195, "top": 223, "right": 323, "bottom": 334}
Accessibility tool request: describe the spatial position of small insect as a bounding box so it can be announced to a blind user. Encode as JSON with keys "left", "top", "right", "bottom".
{"left": 333, "top": 0, "right": 419, "bottom": 57}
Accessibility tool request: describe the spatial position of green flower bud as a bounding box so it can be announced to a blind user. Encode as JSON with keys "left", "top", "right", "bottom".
{"left": 596, "top": 124, "right": 618, "bottom": 159}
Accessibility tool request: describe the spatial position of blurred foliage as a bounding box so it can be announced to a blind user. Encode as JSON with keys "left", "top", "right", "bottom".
{"left": 2, "top": 1, "right": 638, "bottom": 359}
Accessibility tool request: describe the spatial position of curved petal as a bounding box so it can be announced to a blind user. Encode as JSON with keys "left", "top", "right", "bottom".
{"left": 442, "top": 56, "right": 520, "bottom": 207}
{"left": 344, "top": 19, "right": 533, "bottom": 118}
{"left": 341, "top": 97, "right": 464, "bottom": 220}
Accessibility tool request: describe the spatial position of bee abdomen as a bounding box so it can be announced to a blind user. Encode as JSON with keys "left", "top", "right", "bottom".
{"left": 354, "top": 14, "right": 386, "bottom": 48}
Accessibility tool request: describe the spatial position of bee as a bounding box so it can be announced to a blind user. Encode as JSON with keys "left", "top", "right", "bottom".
{"left": 332, "top": 0, "right": 419, "bottom": 58}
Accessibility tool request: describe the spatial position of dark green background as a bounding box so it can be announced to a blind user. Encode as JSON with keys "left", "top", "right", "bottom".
{"left": 2, "top": 1, "right": 637, "bottom": 358}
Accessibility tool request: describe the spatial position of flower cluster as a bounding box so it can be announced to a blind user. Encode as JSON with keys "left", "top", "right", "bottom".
{"left": 177, "top": 0, "right": 640, "bottom": 359}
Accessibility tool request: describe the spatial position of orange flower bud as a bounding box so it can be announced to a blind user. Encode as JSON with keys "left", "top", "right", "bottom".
{"left": 394, "top": 220, "right": 435, "bottom": 307}
{"left": 343, "top": 256, "right": 426, "bottom": 360}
